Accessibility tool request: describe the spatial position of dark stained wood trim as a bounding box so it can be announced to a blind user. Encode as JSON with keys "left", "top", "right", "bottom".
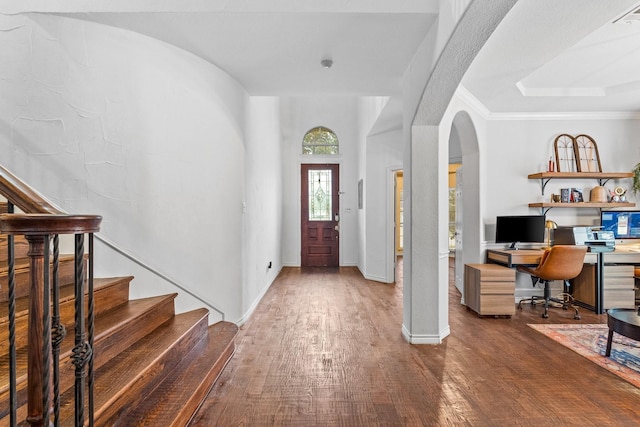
{"left": 0, "top": 165, "right": 64, "bottom": 214}
{"left": 0, "top": 214, "right": 102, "bottom": 235}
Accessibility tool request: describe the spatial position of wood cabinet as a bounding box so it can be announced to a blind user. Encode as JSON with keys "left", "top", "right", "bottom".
{"left": 464, "top": 264, "right": 515, "bottom": 317}
{"left": 572, "top": 264, "right": 635, "bottom": 309}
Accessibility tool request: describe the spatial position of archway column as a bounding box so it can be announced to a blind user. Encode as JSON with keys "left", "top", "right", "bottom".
{"left": 402, "top": 124, "right": 450, "bottom": 344}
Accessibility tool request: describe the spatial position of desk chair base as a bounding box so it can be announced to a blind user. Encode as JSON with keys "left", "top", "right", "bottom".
{"left": 517, "top": 279, "right": 581, "bottom": 320}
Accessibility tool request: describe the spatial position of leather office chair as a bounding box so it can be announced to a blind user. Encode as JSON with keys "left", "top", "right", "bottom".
{"left": 516, "top": 245, "right": 588, "bottom": 319}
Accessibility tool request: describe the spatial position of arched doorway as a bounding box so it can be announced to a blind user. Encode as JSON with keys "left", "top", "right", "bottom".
{"left": 401, "top": 0, "right": 517, "bottom": 343}
{"left": 449, "top": 111, "right": 482, "bottom": 301}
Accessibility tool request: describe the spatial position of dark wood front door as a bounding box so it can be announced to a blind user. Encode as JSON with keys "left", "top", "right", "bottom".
{"left": 301, "top": 164, "right": 339, "bottom": 267}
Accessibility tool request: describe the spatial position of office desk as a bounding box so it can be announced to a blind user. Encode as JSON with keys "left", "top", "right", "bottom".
{"left": 487, "top": 247, "right": 640, "bottom": 315}
{"left": 486, "top": 249, "right": 544, "bottom": 268}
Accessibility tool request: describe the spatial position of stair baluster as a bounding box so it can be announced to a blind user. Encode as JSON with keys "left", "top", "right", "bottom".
{"left": 87, "top": 233, "right": 95, "bottom": 427}
{"left": 51, "top": 235, "right": 66, "bottom": 427}
{"left": 72, "top": 233, "right": 90, "bottom": 427}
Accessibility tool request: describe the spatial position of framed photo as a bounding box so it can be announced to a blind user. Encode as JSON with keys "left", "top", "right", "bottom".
{"left": 571, "top": 188, "right": 584, "bottom": 203}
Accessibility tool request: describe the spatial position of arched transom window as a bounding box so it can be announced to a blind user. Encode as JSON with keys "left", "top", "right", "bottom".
{"left": 302, "top": 126, "right": 339, "bottom": 155}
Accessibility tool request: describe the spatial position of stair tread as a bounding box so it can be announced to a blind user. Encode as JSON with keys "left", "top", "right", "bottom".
{"left": 0, "top": 276, "right": 133, "bottom": 321}
{"left": 0, "top": 293, "right": 176, "bottom": 398}
{"left": 123, "top": 321, "right": 238, "bottom": 426}
{"left": 57, "top": 309, "right": 210, "bottom": 426}
{"left": 0, "top": 254, "right": 81, "bottom": 304}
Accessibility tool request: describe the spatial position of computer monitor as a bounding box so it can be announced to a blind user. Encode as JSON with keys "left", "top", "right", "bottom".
{"left": 495, "top": 215, "right": 546, "bottom": 249}
{"left": 600, "top": 210, "right": 640, "bottom": 243}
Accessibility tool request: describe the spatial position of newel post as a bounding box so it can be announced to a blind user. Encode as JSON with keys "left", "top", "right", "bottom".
{"left": 0, "top": 213, "right": 102, "bottom": 427}
{"left": 24, "top": 234, "right": 49, "bottom": 427}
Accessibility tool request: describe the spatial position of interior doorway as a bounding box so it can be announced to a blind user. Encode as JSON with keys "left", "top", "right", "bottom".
{"left": 301, "top": 164, "right": 340, "bottom": 267}
{"left": 394, "top": 171, "right": 404, "bottom": 282}
{"left": 395, "top": 171, "right": 404, "bottom": 256}
{"left": 449, "top": 111, "right": 481, "bottom": 298}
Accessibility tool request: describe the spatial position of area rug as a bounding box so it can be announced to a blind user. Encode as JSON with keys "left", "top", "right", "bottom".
{"left": 528, "top": 323, "right": 640, "bottom": 388}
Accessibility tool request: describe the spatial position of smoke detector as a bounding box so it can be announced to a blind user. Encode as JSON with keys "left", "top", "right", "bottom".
{"left": 320, "top": 58, "right": 333, "bottom": 69}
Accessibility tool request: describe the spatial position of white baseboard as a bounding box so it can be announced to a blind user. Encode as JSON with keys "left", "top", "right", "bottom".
{"left": 236, "top": 268, "right": 281, "bottom": 326}
{"left": 363, "top": 273, "right": 390, "bottom": 283}
{"left": 402, "top": 324, "right": 451, "bottom": 345}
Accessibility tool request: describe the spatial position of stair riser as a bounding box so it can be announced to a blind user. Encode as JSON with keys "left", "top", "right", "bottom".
{"left": 91, "top": 296, "right": 177, "bottom": 370}
{"left": 171, "top": 340, "right": 236, "bottom": 427}
{"left": 120, "top": 322, "right": 238, "bottom": 426}
{"left": 0, "top": 278, "right": 130, "bottom": 356}
{"left": 0, "top": 257, "right": 78, "bottom": 302}
{"left": 97, "top": 317, "right": 209, "bottom": 426}
{"left": 0, "top": 234, "right": 29, "bottom": 260}
{"left": 0, "top": 294, "right": 175, "bottom": 423}
{"left": 53, "top": 296, "right": 179, "bottom": 422}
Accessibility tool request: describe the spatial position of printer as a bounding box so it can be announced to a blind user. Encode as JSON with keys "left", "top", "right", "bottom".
{"left": 554, "top": 226, "right": 615, "bottom": 252}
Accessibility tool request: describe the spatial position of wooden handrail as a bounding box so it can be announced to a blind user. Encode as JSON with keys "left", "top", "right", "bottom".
{"left": 0, "top": 165, "right": 64, "bottom": 214}
{"left": 0, "top": 214, "right": 102, "bottom": 235}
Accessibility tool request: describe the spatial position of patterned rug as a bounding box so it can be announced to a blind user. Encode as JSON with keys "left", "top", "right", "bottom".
{"left": 529, "top": 323, "right": 640, "bottom": 388}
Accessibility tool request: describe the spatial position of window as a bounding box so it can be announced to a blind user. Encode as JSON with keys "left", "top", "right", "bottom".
{"left": 308, "top": 169, "right": 333, "bottom": 221}
{"left": 302, "top": 126, "right": 339, "bottom": 155}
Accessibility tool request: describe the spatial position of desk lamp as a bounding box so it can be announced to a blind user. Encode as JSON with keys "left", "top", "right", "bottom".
{"left": 545, "top": 220, "right": 558, "bottom": 249}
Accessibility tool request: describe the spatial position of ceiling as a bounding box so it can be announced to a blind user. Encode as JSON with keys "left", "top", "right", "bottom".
{"left": 462, "top": 0, "right": 640, "bottom": 114}
{"left": 48, "top": 0, "right": 440, "bottom": 97}
{"left": 7, "top": 0, "right": 640, "bottom": 113}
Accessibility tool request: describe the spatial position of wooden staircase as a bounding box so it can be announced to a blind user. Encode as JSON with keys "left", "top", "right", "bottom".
{"left": 0, "top": 212, "right": 237, "bottom": 424}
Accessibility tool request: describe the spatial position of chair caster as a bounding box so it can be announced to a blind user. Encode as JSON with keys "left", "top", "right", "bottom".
{"left": 542, "top": 313, "right": 549, "bottom": 318}
{"left": 574, "top": 315, "right": 581, "bottom": 320}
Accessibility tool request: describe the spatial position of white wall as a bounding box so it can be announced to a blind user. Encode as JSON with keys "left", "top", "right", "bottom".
{"left": 280, "top": 96, "right": 360, "bottom": 267}
{"left": 483, "top": 118, "right": 640, "bottom": 228}
{"left": 0, "top": 13, "right": 268, "bottom": 324}
{"left": 363, "top": 129, "right": 403, "bottom": 282}
{"left": 356, "top": 96, "right": 391, "bottom": 277}
{"left": 241, "top": 96, "right": 283, "bottom": 323}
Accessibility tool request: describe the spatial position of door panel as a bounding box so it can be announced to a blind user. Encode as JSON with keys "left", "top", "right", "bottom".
{"left": 301, "top": 164, "right": 339, "bottom": 267}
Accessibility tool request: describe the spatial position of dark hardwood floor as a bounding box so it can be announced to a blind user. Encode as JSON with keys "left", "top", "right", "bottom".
{"left": 190, "top": 258, "right": 640, "bottom": 426}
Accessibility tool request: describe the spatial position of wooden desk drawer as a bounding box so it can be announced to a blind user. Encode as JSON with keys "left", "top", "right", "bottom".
{"left": 479, "top": 295, "right": 516, "bottom": 316}
{"left": 604, "top": 265, "right": 634, "bottom": 278}
{"left": 572, "top": 263, "right": 635, "bottom": 309}
{"left": 466, "top": 263, "right": 515, "bottom": 280}
{"left": 604, "top": 290, "right": 635, "bottom": 309}
{"left": 464, "top": 264, "right": 515, "bottom": 317}
{"left": 480, "top": 281, "right": 516, "bottom": 294}
{"left": 604, "top": 277, "right": 635, "bottom": 289}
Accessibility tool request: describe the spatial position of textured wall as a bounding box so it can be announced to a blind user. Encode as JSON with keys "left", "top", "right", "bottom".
{"left": 0, "top": 13, "right": 249, "bottom": 322}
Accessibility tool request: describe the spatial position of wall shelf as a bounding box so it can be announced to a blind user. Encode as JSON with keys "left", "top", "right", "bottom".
{"left": 528, "top": 171, "right": 634, "bottom": 194}
{"left": 528, "top": 201, "right": 636, "bottom": 215}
